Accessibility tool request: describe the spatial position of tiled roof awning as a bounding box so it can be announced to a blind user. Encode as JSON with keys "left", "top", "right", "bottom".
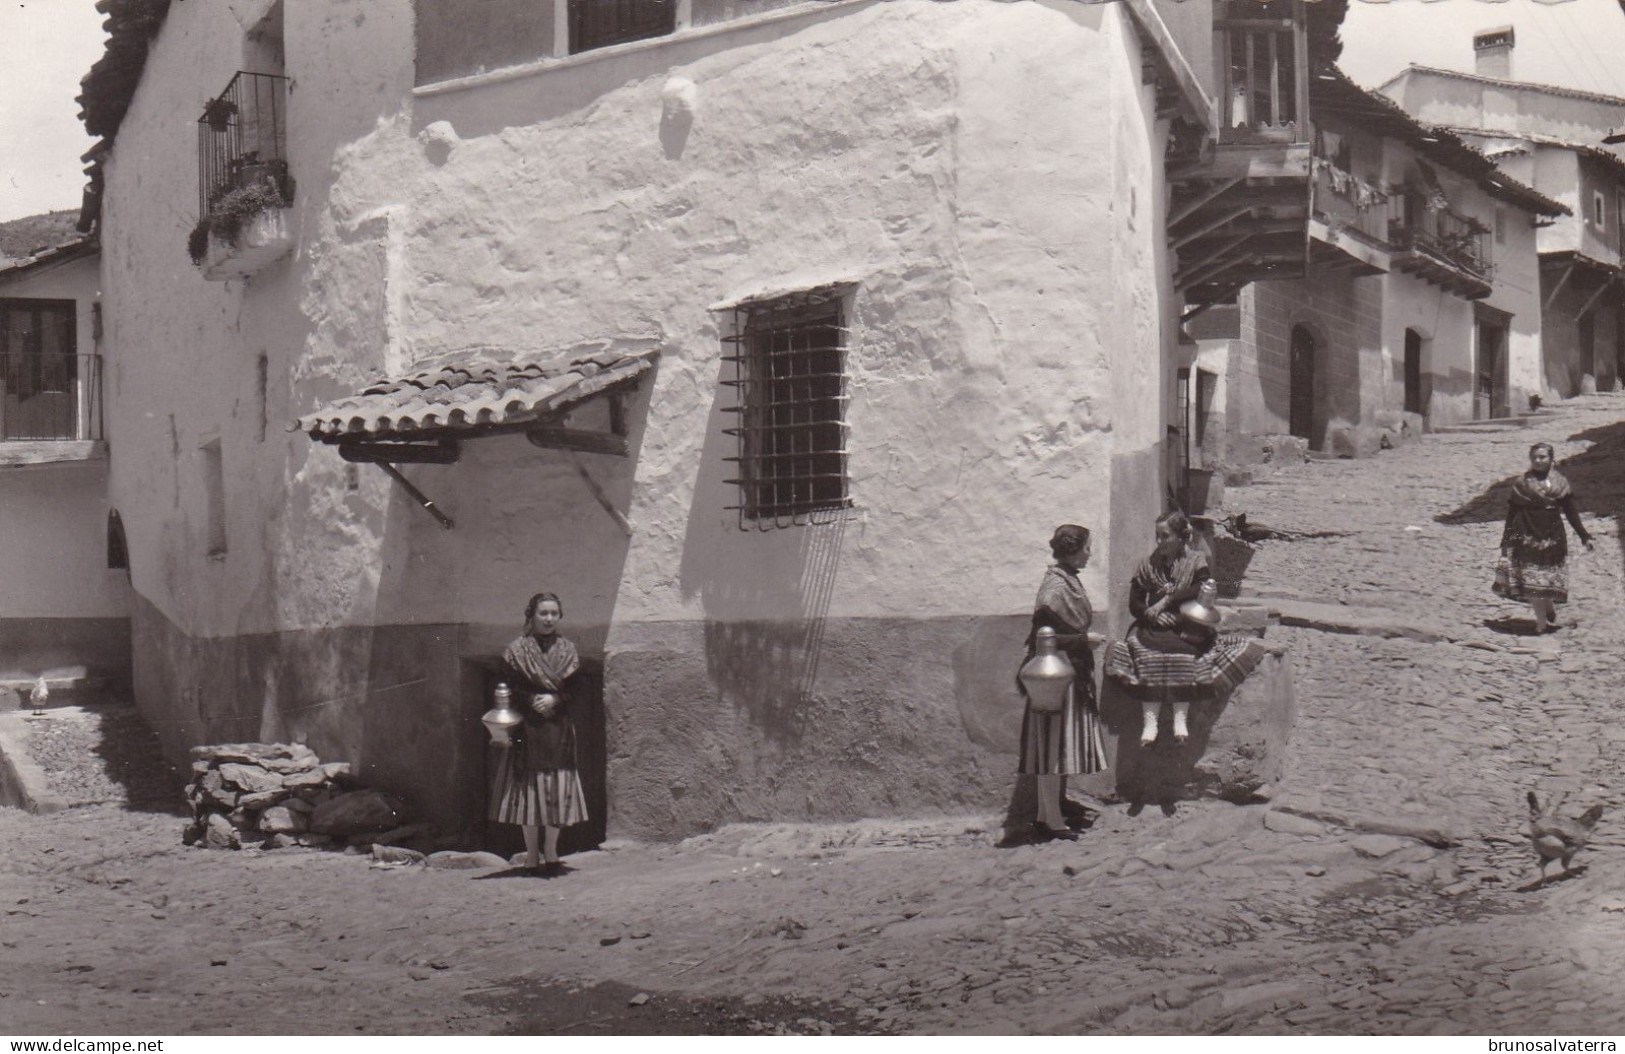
{"left": 297, "top": 348, "right": 657, "bottom": 443}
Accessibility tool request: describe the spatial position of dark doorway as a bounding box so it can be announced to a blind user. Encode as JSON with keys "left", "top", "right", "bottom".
{"left": 1476, "top": 312, "right": 1509, "bottom": 420}
{"left": 1403, "top": 328, "right": 1424, "bottom": 417}
{"left": 1578, "top": 310, "right": 1596, "bottom": 387}
{"left": 1289, "top": 324, "right": 1316, "bottom": 442}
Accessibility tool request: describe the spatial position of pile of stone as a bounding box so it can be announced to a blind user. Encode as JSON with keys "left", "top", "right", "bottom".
{"left": 183, "top": 742, "right": 407, "bottom": 851}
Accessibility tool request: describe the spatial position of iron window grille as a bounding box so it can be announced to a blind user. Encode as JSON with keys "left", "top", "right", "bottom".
{"left": 721, "top": 287, "right": 853, "bottom": 529}
{"left": 569, "top": 0, "right": 676, "bottom": 54}
{"left": 197, "top": 72, "right": 293, "bottom": 219}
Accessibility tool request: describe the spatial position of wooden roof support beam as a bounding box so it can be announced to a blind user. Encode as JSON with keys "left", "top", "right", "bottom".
{"left": 1176, "top": 234, "right": 1250, "bottom": 289}
{"left": 1173, "top": 207, "right": 1252, "bottom": 251}
{"left": 1544, "top": 263, "right": 1576, "bottom": 314}
{"left": 1184, "top": 255, "right": 1255, "bottom": 294}
{"left": 526, "top": 427, "right": 629, "bottom": 457}
{"left": 1573, "top": 271, "right": 1620, "bottom": 322}
{"left": 1123, "top": 0, "right": 1216, "bottom": 131}
{"left": 1170, "top": 177, "right": 1246, "bottom": 229}
{"left": 375, "top": 461, "right": 454, "bottom": 530}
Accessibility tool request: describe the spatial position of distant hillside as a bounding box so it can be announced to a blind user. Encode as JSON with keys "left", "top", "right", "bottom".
{"left": 0, "top": 210, "right": 84, "bottom": 262}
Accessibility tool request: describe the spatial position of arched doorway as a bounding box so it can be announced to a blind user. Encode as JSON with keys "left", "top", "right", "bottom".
{"left": 1289, "top": 324, "right": 1316, "bottom": 442}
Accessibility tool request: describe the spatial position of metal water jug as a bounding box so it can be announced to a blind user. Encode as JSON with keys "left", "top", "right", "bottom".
{"left": 480, "top": 682, "right": 522, "bottom": 745}
{"left": 1179, "top": 579, "right": 1222, "bottom": 630}
{"left": 1018, "top": 627, "right": 1074, "bottom": 714}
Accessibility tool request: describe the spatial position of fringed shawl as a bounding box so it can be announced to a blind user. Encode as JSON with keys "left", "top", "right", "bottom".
{"left": 1033, "top": 565, "right": 1092, "bottom": 636}
{"left": 1133, "top": 546, "right": 1208, "bottom": 604}
{"left": 503, "top": 634, "right": 580, "bottom": 695}
{"left": 1509, "top": 469, "right": 1572, "bottom": 509}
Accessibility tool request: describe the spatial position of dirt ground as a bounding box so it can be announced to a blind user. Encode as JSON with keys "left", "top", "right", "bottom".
{"left": 3, "top": 394, "right": 1625, "bottom": 1037}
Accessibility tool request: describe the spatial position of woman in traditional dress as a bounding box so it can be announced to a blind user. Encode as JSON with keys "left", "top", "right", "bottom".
{"left": 1105, "top": 511, "right": 1266, "bottom": 746}
{"left": 1016, "top": 524, "right": 1108, "bottom": 842}
{"left": 1493, "top": 442, "right": 1594, "bottom": 634}
{"left": 491, "top": 591, "right": 589, "bottom": 874}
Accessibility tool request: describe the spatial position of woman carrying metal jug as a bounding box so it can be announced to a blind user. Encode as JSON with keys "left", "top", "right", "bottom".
{"left": 1015, "top": 525, "right": 1108, "bottom": 842}
{"left": 488, "top": 591, "right": 589, "bottom": 874}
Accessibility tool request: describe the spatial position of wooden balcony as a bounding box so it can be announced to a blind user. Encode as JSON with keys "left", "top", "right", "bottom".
{"left": 1306, "top": 157, "right": 1391, "bottom": 278}
{"left": 1387, "top": 206, "right": 1494, "bottom": 300}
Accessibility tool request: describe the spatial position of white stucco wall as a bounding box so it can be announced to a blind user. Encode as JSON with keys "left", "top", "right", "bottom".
{"left": 0, "top": 254, "right": 128, "bottom": 621}
{"left": 103, "top": 0, "right": 1169, "bottom": 648}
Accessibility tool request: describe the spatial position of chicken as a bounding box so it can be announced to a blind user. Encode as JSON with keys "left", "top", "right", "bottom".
{"left": 1527, "top": 790, "right": 1604, "bottom": 883}
{"left": 28, "top": 675, "right": 49, "bottom": 713}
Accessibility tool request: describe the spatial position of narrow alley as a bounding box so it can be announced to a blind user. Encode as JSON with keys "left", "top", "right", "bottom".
{"left": 2, "top": 393, "right": 1623, "bottom": 1037}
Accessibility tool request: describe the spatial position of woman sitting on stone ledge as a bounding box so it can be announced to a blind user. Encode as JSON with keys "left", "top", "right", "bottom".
{"left": 1105, "top": 511, "right": 1267, "bottom": 747}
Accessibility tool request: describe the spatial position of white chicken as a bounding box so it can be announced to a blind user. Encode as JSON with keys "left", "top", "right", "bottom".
{"left": 27, "top": 675, "right": 49, "bottom": 715}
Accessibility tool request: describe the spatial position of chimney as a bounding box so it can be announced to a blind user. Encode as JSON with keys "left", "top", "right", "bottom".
{"left": 1474, "top": 26, "right": 1515, "bottom": 80}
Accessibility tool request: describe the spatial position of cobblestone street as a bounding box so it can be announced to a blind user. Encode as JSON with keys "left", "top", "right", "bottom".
{"left": 2, "top": 394, "right": 1623, "bottom": 1037}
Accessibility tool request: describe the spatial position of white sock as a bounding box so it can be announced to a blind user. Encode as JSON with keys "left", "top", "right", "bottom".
{"left": 1140, "top": 702, "right": 1160, "bottom": 744}
{"left": 1172, "top": 702, "right": 1190, "bottom": 740}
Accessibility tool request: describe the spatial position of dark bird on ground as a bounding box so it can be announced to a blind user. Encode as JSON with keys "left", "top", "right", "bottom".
{"left": 1527, "top": 791, "right": 1604, "bottom": 883}
{"left": 1222, "top": 513, "right": 1294, "bottom": 544}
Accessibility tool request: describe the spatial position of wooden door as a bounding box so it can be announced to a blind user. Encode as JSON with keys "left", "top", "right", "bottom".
{"left": 1403, "top": 328, "right": 1423, "bottom": 416}
{"left": 1289, "top": 325, "right": 1315, "bottom": 441}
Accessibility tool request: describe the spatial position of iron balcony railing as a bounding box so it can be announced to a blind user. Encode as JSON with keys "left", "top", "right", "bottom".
{"left": 0, "top": 352, "right": 102, "bottom": 441}
{"left": 197, "top": 71, "right": 293, "bottom": 218}
{"left": 1388, "top": 199, "right": 1493, "bottom": 280}
{"left": 1310, "top": 157, "right": 1391, "bottom": 246}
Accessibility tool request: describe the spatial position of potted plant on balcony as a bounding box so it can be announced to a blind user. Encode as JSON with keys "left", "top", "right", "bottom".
{"left": 186, "top": 180, "right": 291, "bottom": 267}
{"left": 202, "top": 97, "right": 237, "bottom": 132}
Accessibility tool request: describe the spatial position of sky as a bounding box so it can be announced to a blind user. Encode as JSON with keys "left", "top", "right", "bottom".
{"left": 0, "top": 1, "right": 108, "bottom": 224}
{"left": 1338, "top": 0, "right": 1625, "bottom": 98}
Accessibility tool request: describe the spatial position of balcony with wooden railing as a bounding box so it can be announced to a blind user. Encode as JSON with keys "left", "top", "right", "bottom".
{"left": 1306, "top": 156, "right": 1391, "bottom": 276}
{"left": 1387, "top": 194, "right": 1494, "bottom": 299}
{"left": 1216, "top": 6, "right": 1309, "bottom": 147}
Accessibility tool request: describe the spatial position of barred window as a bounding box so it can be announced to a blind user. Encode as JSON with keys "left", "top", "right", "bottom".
{"left": 722, "top": 288, "right": 852, "bottom": 527}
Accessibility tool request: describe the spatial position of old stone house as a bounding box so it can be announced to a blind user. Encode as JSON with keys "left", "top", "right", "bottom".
{"left": 1187, "top": 66, "right": 1564, "bottom": 479}
{"left": 77, "top": 0, "right": 1347, "bottom": 840}
{"left": 1379, "top": 58, "right": 1625, "bottom": 400}
{"left": 0, "top": 214, "right": 129, "bottom": 704}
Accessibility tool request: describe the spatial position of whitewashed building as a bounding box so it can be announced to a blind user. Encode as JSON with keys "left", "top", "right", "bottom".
{"left": 80, "top": 0, "right": 1342, "bottom": 839}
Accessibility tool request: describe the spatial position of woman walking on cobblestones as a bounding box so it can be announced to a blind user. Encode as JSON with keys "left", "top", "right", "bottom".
{"left": 1016, "top": 525, "right": 1107, "bottom": 841}
{"left": 1493, "top": 442, "right": 1594, "bottom": 634}
{"left": 1106, "top": 511, "right": 1266, "bottom": 746}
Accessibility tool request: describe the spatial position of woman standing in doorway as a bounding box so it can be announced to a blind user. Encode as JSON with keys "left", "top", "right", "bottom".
{"left": 1493, "top": 442, "right": 1594, "bottom": 634}
{"left": 491, "top": 591, "right": 589, "bottom": 874}
{"left": 1016, "top": 525, "right": 1108, "bottom": 842}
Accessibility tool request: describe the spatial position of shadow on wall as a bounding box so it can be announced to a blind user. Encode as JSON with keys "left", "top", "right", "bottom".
{"left": 1435, "top": 418, "right": 1625, "bottom": 580}
{"left": 678, "top": 356, "right": 849, "bottom": 748}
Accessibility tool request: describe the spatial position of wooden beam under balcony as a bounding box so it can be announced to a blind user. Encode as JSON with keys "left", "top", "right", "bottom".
{"left": 1170, "top": 178, "right": 1245, "bottom": 229}
{"left": 1308, "top": 217, "right": 1390, "bottom": 277}
{"left": 1172, "top": 143, "right": 1311, "bottom": 184}
{"left": 1175, "top": 234, "right": 1250, "bottom": 289}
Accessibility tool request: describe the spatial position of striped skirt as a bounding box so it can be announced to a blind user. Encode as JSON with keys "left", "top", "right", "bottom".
{"left": 488, "top": 744, "right": 588, "bottom": 828}
{"left": 1104, "top": 628, "right": 1267, "bottom": 702}
{"left": 1018, "top": 683, "right": 1108, "bottom": 777}
{"left": 1492, "top": 549, "right": 1569, "bottom": 604}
